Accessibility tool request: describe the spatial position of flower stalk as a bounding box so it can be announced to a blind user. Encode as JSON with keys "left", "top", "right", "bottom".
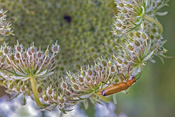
{"left": 144, "top": 14, "right": 163, "bottom": 33}
{"left": 30, "top": 75, "right": 44, "bottom": 108}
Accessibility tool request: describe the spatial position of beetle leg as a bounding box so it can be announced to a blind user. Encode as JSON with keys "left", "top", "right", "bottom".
{"left": 102, "top": 81, "right": 110, "bottom": 85}
{"left": 117, "top": 66, "right": 126, "bottom": 82}
{"left": 128, "top": 65, "right": 130, "bottom": 76}
{"left": 121, "top": 74, "right": 126, "bottom": 82}
{"left": 126, "top": 65, "right": 131, "bottom": 81}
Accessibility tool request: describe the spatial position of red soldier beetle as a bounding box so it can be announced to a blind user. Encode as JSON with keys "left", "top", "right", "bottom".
{"left": 98, "top": 65, "right": 141, "bottom": 96}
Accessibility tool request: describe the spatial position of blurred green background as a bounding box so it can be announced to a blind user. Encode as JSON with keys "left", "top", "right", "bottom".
{"left": 0, "top": 0, "right": 175, "bottom": 117}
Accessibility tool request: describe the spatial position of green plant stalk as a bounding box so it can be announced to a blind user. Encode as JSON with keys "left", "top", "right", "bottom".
{"left": 30, "top": 76, "right": 44, "bottom": 108}
{"left": 144, "top": 14, "right": 163, "bottom": 33}
{"left": 0, "top": 80, "right": 3, "bottom": 85}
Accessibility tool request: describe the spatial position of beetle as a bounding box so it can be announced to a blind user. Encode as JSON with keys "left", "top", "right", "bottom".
{"left": 98, "top": 75, "right": 140, "bottom": 96}
{"left": 98, "top": 64, "right": 141, "bottom": 96}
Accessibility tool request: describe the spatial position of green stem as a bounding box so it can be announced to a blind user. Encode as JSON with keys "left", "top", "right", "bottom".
{"left": 144, "top": 14, "right": 163, "bottom": 33}
{"left": 0, "top": 80, "right": 3, "bottom": 86}
{"left": 30, "top": 76, "right": 44, "bottom": 108}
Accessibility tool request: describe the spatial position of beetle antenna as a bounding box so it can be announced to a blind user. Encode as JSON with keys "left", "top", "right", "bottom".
{"left": 128, "top": 65, "right": 130, "bottom": 76}
{"left": 136, "top": 73, "right": 141, "bottom": 80}
{"left": 122, "top": 73, "right": 126, "bottom": 80}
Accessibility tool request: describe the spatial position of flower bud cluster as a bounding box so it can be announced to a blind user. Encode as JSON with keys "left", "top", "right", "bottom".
{"left": 0, "top": 41, "right": 59, "bottom": 97}
{"left": 35, "top": 76, "right": 79, "bottom": 113}
{"left": 111, "top": 0, "right": 168, "bottom": 70}
{"left": 38, "top": 59, "right": 123, "bottom": 112}
{"left": 0, "top": 9, "right": 13, "bottom": 37}
{"left": 113, "top": 0, "right": 168, "bottom": 36}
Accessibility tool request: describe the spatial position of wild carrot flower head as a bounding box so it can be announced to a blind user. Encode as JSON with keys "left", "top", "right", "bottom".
{"left": 0, "top": 41, "right": 59, "bottom": 81}
{"left": 0, "top": 0, "right": 169, "bottom": 113}
{"left": 0, "top": 41, "right": 59, "bottom": 98}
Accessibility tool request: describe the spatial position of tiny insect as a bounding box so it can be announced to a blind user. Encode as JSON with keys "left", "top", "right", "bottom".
{"left": 98, "top": 66, "right": 141, "bottom": 96}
